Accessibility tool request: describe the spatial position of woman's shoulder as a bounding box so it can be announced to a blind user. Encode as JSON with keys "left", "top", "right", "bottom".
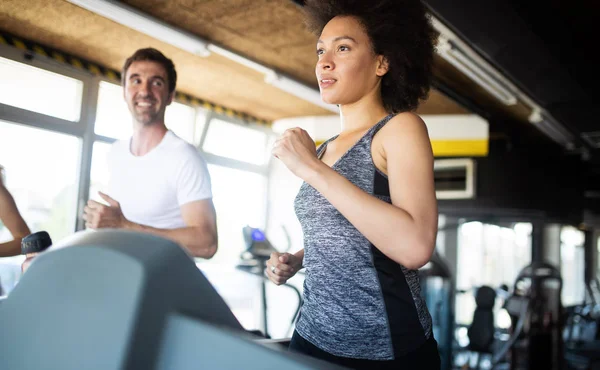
{"left": 386, "top": 112, "right": 427, "bottom": 132}
{"left": 378, "top": 112, "right": 430, "bottom": 146}
{"left": 371, "top": 112, "right": 432, "bottom": 173}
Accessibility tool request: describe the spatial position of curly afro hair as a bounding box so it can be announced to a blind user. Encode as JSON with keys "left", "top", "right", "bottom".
{"left": 304, "top": 0, "right": 437, "bottom": 113}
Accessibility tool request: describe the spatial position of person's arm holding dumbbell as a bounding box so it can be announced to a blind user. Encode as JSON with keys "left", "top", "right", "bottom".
{"left": 0, "top": 167, "right": 31, "bottom": 257}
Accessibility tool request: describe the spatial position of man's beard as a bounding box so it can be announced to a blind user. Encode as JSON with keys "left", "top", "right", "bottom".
{"left": 135, "top": 111, "right": 161, "bottom": 126}
{"left": 132, "top": 106, "right": 164, "bottom": 126}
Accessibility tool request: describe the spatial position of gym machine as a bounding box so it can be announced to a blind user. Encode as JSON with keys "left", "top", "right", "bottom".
{"left": 0, "top": 230, "right": 345, "bottom": 370}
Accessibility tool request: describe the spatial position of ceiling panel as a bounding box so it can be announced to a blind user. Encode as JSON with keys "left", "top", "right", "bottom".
{"left": 0, "top": 0, "right": 493, "bottom": 122}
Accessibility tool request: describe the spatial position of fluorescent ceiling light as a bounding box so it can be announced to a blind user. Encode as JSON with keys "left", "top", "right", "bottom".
{"left": 431, "top": 16, "right": 574, "bottom": 149}
{"left": 67, "top": 0, "right": 211, "bottom": 57}
{"left": 528, "top": 109, "right": 575, "bottom": 147}
{"left": 67, "top": 0, "right": 337, "bottom": 114}
{"left": 437, "top": 37, "right": 517, "bottom": 106}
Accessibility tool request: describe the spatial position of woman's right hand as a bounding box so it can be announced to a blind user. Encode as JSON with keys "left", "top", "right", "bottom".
{"left": 266, "top": 252, "right": 302, "bottom": 285}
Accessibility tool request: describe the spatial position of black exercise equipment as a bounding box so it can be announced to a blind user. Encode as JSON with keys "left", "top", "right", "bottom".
{"left": 237, "top": 225, "right": 302, "bottom": 339}
{"left": 491, "top": 262, "right": 564, "bottom": 370}
{"left": 563, "top": 277, "right": 600, "bottom": 369}
{"left": 467, "top": 285, "right": 498, "bottom": 369}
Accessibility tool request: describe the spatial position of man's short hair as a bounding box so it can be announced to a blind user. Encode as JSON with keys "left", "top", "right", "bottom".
{"left": 121, "top": 48, "right": 177, "bottom": 93}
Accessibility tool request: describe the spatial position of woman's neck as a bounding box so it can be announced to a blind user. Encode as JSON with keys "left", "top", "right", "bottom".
{"left": 338, "top": 88, "right": 389, "bottom": 134}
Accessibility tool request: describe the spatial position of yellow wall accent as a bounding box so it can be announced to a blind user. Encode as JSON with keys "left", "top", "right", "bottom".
{"left": 314, "top": 139, "right": 488, "bottom": 156}
{"left": 431, "top": 139, "right": 488, "bottom": 157}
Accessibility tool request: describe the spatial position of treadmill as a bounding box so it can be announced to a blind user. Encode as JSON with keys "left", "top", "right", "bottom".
{"left": 0, "top": 230, "right": 346, "bottom": 370}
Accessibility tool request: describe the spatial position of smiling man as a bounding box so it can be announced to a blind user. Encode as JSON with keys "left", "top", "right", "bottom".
{"left": 83, "top": 48, "right": 217, "bottom": 259}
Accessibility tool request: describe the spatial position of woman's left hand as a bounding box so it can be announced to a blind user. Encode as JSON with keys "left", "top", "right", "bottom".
{"left": 272, "top": 128, "right": 320, "bottom": 179}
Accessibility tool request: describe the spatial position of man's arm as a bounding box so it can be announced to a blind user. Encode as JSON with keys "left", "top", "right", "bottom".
{"left": 0, "top": 182, "right": 31, "bottom": 257}
{"left": 124, "top": 199, "right": 218, "bottom": 258}
{"left": 84, "top": 193, "right": 218, "bottom": 258}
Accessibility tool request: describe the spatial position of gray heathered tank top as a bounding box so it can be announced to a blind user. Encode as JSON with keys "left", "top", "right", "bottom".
{"left": 294, "top": 114, "right": 433, "bottom": 360}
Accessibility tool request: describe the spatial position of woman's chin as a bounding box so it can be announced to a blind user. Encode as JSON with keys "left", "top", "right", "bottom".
{"left": 320, "top": 94, "right": 339, "bottom": 106}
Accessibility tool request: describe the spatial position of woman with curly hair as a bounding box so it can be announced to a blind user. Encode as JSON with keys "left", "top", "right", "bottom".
{"left": 268, "top": 0, "right": 440, "bottom": 368}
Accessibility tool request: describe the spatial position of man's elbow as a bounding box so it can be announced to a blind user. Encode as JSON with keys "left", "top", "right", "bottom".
{"left": 202, "top": 242, "right": 218, "bottom": 259}
{"left": 191, "top": 235, "right": 217, "bottom": 259}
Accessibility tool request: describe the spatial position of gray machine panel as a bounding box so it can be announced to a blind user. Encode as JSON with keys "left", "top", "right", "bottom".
{"left": 157, "top": 314, "right": 347, "bottom": 370}
{"left": 0, "top": 230, "right": 343, "bottom": 369}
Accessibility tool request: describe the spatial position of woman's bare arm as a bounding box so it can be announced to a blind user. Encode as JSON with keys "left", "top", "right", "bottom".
{"left": 0, "top": 179, "right": 31, "bottom": 257}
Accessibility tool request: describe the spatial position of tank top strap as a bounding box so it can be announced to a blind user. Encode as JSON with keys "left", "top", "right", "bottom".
{"left": 316, "top": 135, "right": 338, "bottom": 159}
{"left": 318, "top": 113, "right": 396, "bottom": 159}
{"left": 365, "top": 113, "right": 396, "bottom": 142}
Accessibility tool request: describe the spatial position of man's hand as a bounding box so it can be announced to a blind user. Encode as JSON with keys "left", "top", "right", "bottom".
{"left": 83, "top": 192, "right": 129, "bottom": 229}
{"left": 266, "top": 252, "right": 303, "bottom": 285}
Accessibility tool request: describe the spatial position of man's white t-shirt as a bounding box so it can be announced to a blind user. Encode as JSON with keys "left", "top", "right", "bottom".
{"left": 107, "top": 131, "right": 212, "bottom": 229}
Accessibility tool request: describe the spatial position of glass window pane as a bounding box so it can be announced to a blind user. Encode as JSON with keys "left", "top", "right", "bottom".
{"left": 197, "top": 164, "right": 267, "bottom": 332}
{"left": 203, "top": 119, "right": 268, "bottom": 165}
{"left": 455, "top": 222, "right": 531, "bottom": 327}
{"left": 0, "top": 57, "right": 83, "bottom": 122}
{"left": 561, "top": 226, "right": 585, "bottom": 306}
{"left": 89, "top": 141, "right": 112, "bottom": 202}
{"left": 166, "top": 102, "right": 195, "bottom": 144}
{"left": 203, "top": 165, "right": 266, "bottom": 264}
{"left": 0, "top": 120, "right": 80, "bottom": 243}
{"left": 94, "top": 81, "right": 132, "bottom": 140}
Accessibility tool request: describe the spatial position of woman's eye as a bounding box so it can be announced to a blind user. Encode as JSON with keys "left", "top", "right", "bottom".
{"left": 338, "top": 45, "right": 350, "bottom": 52}
{"left": 316, "top": 49, "right": 324, "bottom": 56}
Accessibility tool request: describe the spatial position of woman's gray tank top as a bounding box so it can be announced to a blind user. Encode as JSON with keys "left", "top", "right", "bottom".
{"left": 294, "top": 114, "right": 433, "bottom": 360}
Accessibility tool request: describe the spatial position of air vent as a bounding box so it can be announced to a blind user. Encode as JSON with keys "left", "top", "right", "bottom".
{"left": 434, "top": 158, "right": 476, "bottom": 199}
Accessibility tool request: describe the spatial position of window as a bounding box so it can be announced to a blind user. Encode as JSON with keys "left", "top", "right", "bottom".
{"left": 561, "top": 226, "right": 585, "bottom": 306}
{"left": 165, "top": 102, "right": 196, "bottom": 144}
{"left": 89, "top": 141, "right": 113, "bottom": 202}
{"left": 94, "top": 81, "right": 131, "bottom": 139}
{"left": 455, "top": 222, "right": 532, "bottom": 327}
{"left": 0, "top": 56, "right": 83, "bottom": 122}
{"left": 195, "top": 164, "right": 269, "bottom": 333}
{"left": 204, "top": 164, "right": 267, "bottom": 264}
{"left": 0, "top": 120, "right": 81, "bottom": 241}
{"left": 203, "top": 119, "right": 268, "bottom": 165}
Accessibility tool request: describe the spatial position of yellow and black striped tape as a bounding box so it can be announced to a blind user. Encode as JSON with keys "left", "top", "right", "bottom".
{"left": 0, "top": 31, "right": 271, "bottom": 126}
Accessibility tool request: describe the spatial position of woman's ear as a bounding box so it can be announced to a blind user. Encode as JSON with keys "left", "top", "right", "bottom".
{"left": 376, "top": 55, "right": 389, "bottom": 77}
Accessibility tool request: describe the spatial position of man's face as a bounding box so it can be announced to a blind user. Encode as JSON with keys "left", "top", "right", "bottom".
{"left": 123, "top": 60, "right": 173, "bottom": 126}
